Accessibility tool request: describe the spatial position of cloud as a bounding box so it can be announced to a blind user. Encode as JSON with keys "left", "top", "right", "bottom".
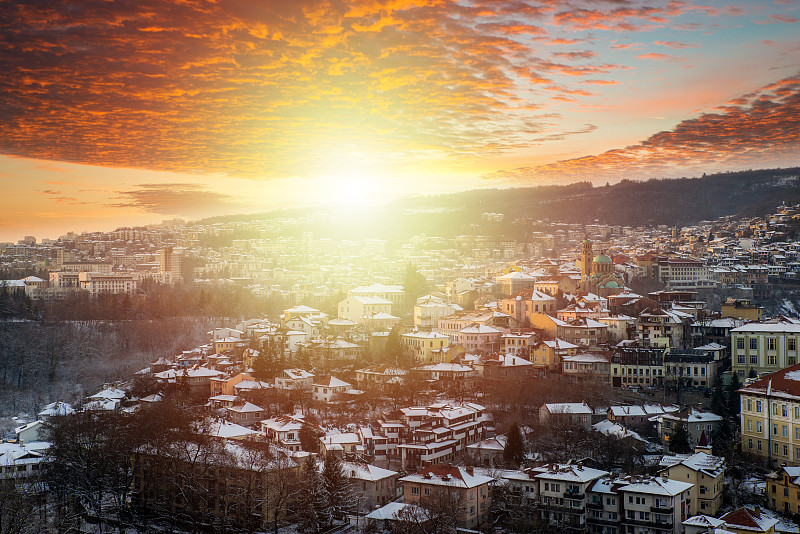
{"left": 637, "top": 52, "right": 683, "bottom": 61}
{"left": 753, "top": 14, "right": 799, "bottom": 23}
{"left": 109, "top": 184, "right": 237, "bottom": 215}
{"left": 484, "top": 73, "right": 800, "bottom": 183}
{"left": 0, "top": 0, "right": 786, "bottom": 183}
{"left": 654, "top": 40, "right": 699, "bottom": 49}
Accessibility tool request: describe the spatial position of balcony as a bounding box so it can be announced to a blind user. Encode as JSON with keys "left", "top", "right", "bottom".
{"left": 587, "top": 501, "right": 603, "bottom": 509}
{"left": 650, "top": 505, "right": 673, "bottom": 514}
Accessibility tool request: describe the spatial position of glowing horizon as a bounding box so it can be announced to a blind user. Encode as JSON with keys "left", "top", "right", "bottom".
{"left": 0, "top": 0, "right": 799, "bottom": 241}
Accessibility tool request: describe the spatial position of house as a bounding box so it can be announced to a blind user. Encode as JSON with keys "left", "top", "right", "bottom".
{"left": 312, "top": 376, "right": 352, "bottom": 402}
{"left": 225, "top": 402, "right": 264, "bottom": 427}
{"left": 0, "top": 441, "right": 49, "bottom": 481}
{"left": 274, "top": 368, "right": 314, "bottom": 390}
{"left": 400, "top": 465, "right": 493, "bottom": 530}
{"left": 14, "top": 420, "right": 46, "bottom": 443}
{"left": 466, "top": 435, "right": 507, "bottom": 467}
{"left": 655, "top": 408, "right": 723, "bottom": 448}
{"left": 472, "top": 353, "right": 534, "bottom": 381}
{"left": 530, "top": 338, "right": 578, "bottom": 372}
{"left": 766, "top": 465, "right": 800, "bottom": 515}
{"left": 340, "top": 461, "right": 400, "bottom": 512}
{"left": 401, "top": 331, "right": 450, "bottom": 364}
{"left": 561, "top": 352, "right": 611, "bottom": 383}
{"left": 659, "top": 451, "right": 726, "bottom": 516}
{"left": 539, "top": 402, "right": 593, "bottom": 429}
{"left": 261, "top": 414, "right": 307, "bottom": 452}
{"left": 457, "top": 323, "right": 502, "bottom": 354}
{"left": 210, "top": 373, "right": 257, "bottom": 397}
{"left": 718, "top": 506, "right": 778, "bottom": 534}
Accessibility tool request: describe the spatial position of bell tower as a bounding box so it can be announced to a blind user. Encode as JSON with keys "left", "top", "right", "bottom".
{"left": 579, "top": 240, "right": 593, "bottom": 279}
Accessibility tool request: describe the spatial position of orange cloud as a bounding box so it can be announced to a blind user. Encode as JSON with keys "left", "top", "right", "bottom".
{"left": 485, "top": 73, "right": 800, "bottom": 183}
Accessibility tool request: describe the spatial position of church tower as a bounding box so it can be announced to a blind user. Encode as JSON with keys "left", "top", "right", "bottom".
{"left": 579, "top": 240, "right": 593, "bottom": 279}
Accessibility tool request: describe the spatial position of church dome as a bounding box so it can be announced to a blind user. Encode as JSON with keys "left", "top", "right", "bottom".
{"left": 593, "top": 254, "right": 612, "bottom": 264}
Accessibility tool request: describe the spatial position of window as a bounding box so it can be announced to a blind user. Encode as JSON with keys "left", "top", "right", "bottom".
{"left": 757, "top": 421, "right": 763, "bottom": 433}
{"left": 790, "top": 338, "right": 796, "bottom": 351}
{"left": 737, "top": 338, "right": 745, "bottom": 350}
{"left": 411, "top": 487, "right": 419, "bottom": 495}
{"left": 757, "top": 401, "right": 763, "bottom": 412}
{"left": 784, "top": 405, "right": 789, "bottom": 417}
{"left": 748, "top": 420, "right": 753, "bottom": 431}
{"left": 751, "top": 354, "right": 758, "bottom": 365}
{"left": 769, "top": 338, "right": 777, "bottom": 351}
{"left": 424, "top": 488, "right": 431, "bottom": 496}
{"left": 770, "top": 355, "right": 777, "bottom": 365}
{"left": 751, "top": 338, "right": 759, "bottom": 350}
{"left": 747, "top": 399, "right": 753, "bottom": 411}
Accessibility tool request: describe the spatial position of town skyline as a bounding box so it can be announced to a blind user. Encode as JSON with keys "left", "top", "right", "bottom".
{"left": 1, "top": 0, "right": 799, "bottom": 241}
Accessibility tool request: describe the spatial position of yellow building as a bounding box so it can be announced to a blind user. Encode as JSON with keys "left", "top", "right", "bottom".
{"left": 767, "top": 465, "right": 800, "bottom": 515}
{"left": 401, "top": 331, "right": 450, "bottom": 364}
{"left": 659, "top": 450, "right": 725, "bottom": 516}
{"left": 529, "top": 338, "right": 578, "bottom": 371}
{"left": 739, "top": 363, "right": 800, "bottom": 466}
{"left": 731, "top": 317, "right": 800, "bottom": 378}
{"left": 721, "top": 298, "right": 765, "bottom": 322}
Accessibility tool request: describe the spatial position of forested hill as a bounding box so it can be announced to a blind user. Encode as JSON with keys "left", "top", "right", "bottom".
{"left": 408, "top": 167, "right": 800, "bottom": 227}
{"left": 194, "top": 167, "right": 800, "bottom": 242}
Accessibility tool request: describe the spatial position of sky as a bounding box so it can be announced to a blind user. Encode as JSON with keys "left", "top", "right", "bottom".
{"left": 0, "top": 0, "right": 799, "bottom": 242}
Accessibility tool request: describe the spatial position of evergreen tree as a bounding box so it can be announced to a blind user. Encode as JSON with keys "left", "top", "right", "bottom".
{"left": 252, "top": 352, "right": 271, "bottom": 381}
{"left": 299, "top": 423, "right": 321, "bottom": 453}
{"left": 710, "top": 375, "right": 728, "bottom": 417}
{"left": 669, "top": 422, "right": 692, "bottom": 454}
{"left": 728, "top": 372, "right": 742, "bottom": 416}
{"left": 748, "top": 367, "right": 758, "bottom": 379}
{"left": 322, "top": 452, "right": 355, "bottom": 519}
{"left": 296, "top": 457, "right": 332, "bottom": 533}
{"left": 403, "top": 264, "right": 427, "bottom": 310}
{"left": 503, "top": 422, "right": 525, "bottom": 467}
{"left": 385, "top": 326, "right": 403, "bottom": 366}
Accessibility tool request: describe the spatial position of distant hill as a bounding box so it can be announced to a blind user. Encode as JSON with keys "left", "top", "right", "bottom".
{"left": 190, "top": 167, "right": 800, "bottom": 242}
{"left": 406, "top": 167, "right": 800, "bottom": 227}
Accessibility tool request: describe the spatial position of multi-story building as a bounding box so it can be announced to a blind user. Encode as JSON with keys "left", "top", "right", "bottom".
{"left": 532, "top": 463, "right": 608, "bottom": 531}
{"left": 637, "top": 307, "right": 692, "bottom": 349}
{"left": 655, "top": 408, "right": 722, "bottom": 449}
{"left": 766, "top": 465, "right": 800, "bottom": 515}
{"left": 739, "top": 363, "right": 800, "bottom": 466}
{"left": 400, "top": 465, "right": 493, "bottom": 530}
{"left": 657, "top": 258, "right": 714, "bottom": 290}
{"left": 611, "top": 347, "right": 666, "bottom": 388}
{"left": 659, "top": 451, "right": 725, "bottom": 516}
{"left": 401, "top": 331, "right": 450, "bottom": 364}
{"left": 731, "top": 317, "right": 800, "bottom": 378}
{"left": 617, "top": 475, "right": 693, "bottom": 534}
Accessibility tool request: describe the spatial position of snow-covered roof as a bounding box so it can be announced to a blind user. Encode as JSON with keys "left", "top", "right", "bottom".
{"left": 531, "top": 464, "right": 608, "bottom": 483}
{"left": 400, "top": 465, "right": 494, "bottom": 488}
{"left": 544, "top": 402, "right": 592, "bottom": 415}
{"left": 620, "top": 476, "right": 693, "bottom": 496}
{"left": 314, "top": 376, "right": 351, "bottom": 388}
{"left": 659, "top": 451, "right": 725, "bottom": 477}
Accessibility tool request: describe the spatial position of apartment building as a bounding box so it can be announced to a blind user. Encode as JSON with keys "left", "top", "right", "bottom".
{"left": 659, "top": 451, "right": 725, "bottom": 516}
{"left": 731, "top": 317, "right": 800, "bottom": 378}
{"left": 531, "top": 463, "right": 608, "bottom": 531}
{"left": 400, "top": 465, "right": 493, "bottom": 530}
{"left": 739, "top": 363, "right": 800, "bottom": 466}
